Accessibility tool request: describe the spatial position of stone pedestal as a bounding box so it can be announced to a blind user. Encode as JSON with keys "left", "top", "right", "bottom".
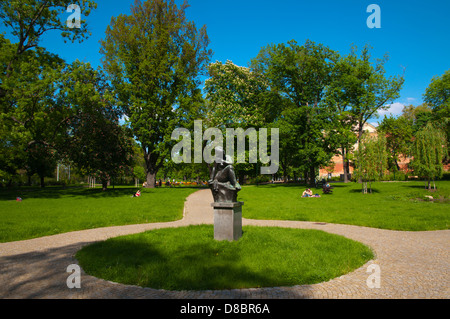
{"left": 211, "top": 202, "right": 243, "bottom": 241}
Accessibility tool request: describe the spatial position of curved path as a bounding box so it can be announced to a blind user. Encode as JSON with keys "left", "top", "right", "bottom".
{"left": 0, "top": 189, "right": 448, "bottom": 299}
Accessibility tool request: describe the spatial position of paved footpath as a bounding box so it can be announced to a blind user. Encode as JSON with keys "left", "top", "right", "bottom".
{"left": 0, "top": 189, "right": 448, "bottom": 299}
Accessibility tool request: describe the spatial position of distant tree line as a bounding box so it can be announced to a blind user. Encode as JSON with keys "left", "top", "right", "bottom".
{"left": 1, "top": 0, "right": 448, "bottom": 191}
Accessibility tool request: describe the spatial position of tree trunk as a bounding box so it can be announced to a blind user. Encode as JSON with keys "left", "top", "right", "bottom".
{"left": 238, "top": 171, "right": 245, "bottom": 185}
{"left": 146, "top": 171, "right": 157, "bottom": 189}
{"left": 357, "top": 124, "right": 364, "bottom": 184}
{"left": 101, "top": 179, "right": 108, "bottom": 191}
{"left": 342, "top": 147, "right": 349, "bottom": 183}
{"left": 40, "top": 175, "right": 45, "bottom": 188}
{"left": 143, "top": 147, "right": 161, "bottom": 189}
{"left": 309, "top": 166, "right": 316, "bottom": 187}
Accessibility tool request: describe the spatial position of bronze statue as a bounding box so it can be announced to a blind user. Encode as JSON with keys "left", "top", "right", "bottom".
{"left": 208, "top": 148, "right": 241, "bottom": 203}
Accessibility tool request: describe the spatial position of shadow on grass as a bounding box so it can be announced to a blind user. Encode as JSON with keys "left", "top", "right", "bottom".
{"left": 76, "top": 237, "right": 273, "bottom": 291}
{"left": 0, "top": 186, "right": 205, "bottom": 201}
{"left": 401, "top": 184, "right": 434, "bottom": 189}
{"left": 249, "top": 182, "right": 307, "bottom": 188}
{"left": 349, "top": 188, "right": 381, "bottom": 194}
{"left": 0, "top": 187, "right": 137, "bottom": 201}
{"left": 248, "top": 182, "right": 352, "bottom": 189}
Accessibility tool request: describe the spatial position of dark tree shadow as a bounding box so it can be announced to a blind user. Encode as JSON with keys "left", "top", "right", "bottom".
{"left": 0, "top": 185, "right": 206, "bottom": 201}
{"left": 349, "top": 188, "right": 381, "bottom": 194}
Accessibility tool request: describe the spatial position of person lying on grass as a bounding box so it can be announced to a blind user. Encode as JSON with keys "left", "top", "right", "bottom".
{"left": 132, "top": 190, "right": 141, "bottom": 197}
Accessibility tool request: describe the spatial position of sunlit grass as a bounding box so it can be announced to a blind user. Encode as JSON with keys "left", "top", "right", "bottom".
{"left": 0, "top": 186, "right": 198, "bottom": 243}
{"left": 239, "top": 181, "right": 450, "bottom": 231}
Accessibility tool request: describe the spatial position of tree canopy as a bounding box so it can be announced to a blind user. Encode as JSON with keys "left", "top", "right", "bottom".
{"left": 410, "top": 122, "right": 447, "bottom": 190}
{"left": 100, "top": 0, "right": 212, "bottom": 188}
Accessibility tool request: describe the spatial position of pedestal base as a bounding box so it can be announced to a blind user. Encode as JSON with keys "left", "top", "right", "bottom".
{"left": 211, "top": 202, "right": 243, "bottom": 241}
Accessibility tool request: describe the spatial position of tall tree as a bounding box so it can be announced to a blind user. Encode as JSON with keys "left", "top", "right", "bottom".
{"left": 410, "top": 123, "right": 447, "bottom": 190}
{"left": 204, "top": 60, "right": 278, "bottom": 183}
{"left": 205, "top": 60, "right": 276, "bottom": 128}
{"left": 401, "top": 103, "right": 432, "bottom": 123}
{"left": 378, "top": 115, "right": 413, "bottom": 174}
{"left": 0, "top": 1, "right": 97, "bottom": 185}
{"left": 0, "top": 0, "right": 97, "bottom": 96}
{"left": 354, "top": 133, "right": 388, "bottom": 194}
{"left": 57, "top": 61, "right": 133, "bottom": 191}
{"left": 324, "top": 54, "right": 360, "bottom": 182}
{"left": 0, "top": 37, "right": 65, "bottom": 187}
{"left": 423, "top": 70, "right": 450, "bottom": 145}
{"left": 424, "top": 70, "right": 450, "bottom": 116}
{"left": 100, "top": 0, "right": 212, "bottom": 188}
{"left": 328, "top": 45, "right": 403, "bottom": 183}
{"left": 342, "top": 45, "right": 404, "bottom": 144}
{"left": 250, "top": 40, "right": 339, "bottom": 186}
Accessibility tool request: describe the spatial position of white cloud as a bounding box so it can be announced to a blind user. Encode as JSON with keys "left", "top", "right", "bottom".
{"left": 378, "top": 102, "right": 405, "bottom": 117}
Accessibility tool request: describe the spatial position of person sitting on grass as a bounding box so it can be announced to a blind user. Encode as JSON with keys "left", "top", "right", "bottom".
{"left": 323, "top": 183, "right": 333, "bottom": 194}
{"left": 302, "top": 189, "right": 313, "bottom": 198}
{"left": 302, "top": 189, "right": 321, "bottom": 198}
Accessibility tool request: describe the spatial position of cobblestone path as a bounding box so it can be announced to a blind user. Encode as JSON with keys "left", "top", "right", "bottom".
{"left": 0, "top": 189, "right": 448, "bottom": 299}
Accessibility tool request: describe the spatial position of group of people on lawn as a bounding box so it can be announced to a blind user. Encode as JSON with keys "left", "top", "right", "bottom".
{"left": 302, "top": 188, "right": 320, "bottom": 198}
{"left": 301, "top": 182, "right": 333, "bottom": 198}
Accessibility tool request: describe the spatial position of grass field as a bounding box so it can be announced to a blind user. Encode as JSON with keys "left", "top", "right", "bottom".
{"left": 0, "top": 186, "right": 198, "bottom": 243}
{"left": 238, "top": 181, "right": 450, "bottom": 231}
{"left": 76, "top": 225, "right": 374, "bottom": 290}
{"left": 1, "top": 181, "right": 448, "bottom": 243}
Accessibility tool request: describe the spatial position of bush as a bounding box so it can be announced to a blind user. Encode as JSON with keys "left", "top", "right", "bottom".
{"left": 44, "top": 179, "right": 67, "bottom": 187}
{"left": 247, "top": 175, "right": 272, "bottom": 185}
{"left": 382, "top": 172, "right": 408, "bottom": 181}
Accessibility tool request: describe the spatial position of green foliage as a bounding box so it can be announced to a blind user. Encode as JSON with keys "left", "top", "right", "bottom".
{"left": 410, "top": 123, "right": 447, "bottom": 189}
{"left": 205, "top": 60, "right": 274, "bottom": 128}
{"left": 424, "top": 70, "right": 450, "bottom": 116}
{"left": 0, "top": 0, "right": 97, "bottom": 49}
{"left": 0, "top": 1, "right": 98, "bottom": 186}
{"left": 133, "top": 166, "right": 146, "bottom": 181}
{"left": 100, "top": 0, "right": 212, "bottom": 187}
{"left": 0, "top": 38, "right": 65, "bottom": 186}
{"left": 354, "top": 133, "right": 388, "bottom": 194}
{"left": 423, "top": 70, "right": 450, "bottom": 144}
{"left": 250, "top": 40, "right": 339, "bottom": 185}
{"left": 56, "top": 61, "right": 134, "bottom": 190}
{"left": 378, "top": 115, "right": 413, "bottom": 171}
{"left": 0, "top": 0, "right": 97, "bottom": 96}
{"left": 325, "top": 44, "right": 404, "bottom": 148}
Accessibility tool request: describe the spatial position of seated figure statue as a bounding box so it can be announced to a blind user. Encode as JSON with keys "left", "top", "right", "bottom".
{"left": 208, "top": 148, "right": 241, "bottom": 203}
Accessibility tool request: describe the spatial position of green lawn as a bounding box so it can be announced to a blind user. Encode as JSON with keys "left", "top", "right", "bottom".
{"left": 0, "top": 186, "right": 198, "bottom": 243}
{"left": 238, "top": 181, "right": 450, "bottom": 231}
{"left": 1, "top": 181, "right": 448, "bottom": 243}
{"left": 76, "top": 225, "right": 374, "bottom": 290}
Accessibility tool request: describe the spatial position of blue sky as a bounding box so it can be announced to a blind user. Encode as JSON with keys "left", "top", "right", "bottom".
{"left": 3, "top": 0, "right": 450, "bottom": 122}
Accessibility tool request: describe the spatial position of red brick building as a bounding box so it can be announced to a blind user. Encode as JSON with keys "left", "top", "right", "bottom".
{"left": 319, "top": 123, "right": 412, "bottom": 179}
